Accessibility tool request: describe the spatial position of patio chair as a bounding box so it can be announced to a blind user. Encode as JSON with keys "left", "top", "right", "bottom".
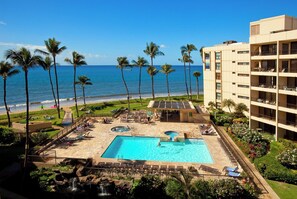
{"left": 228, "top": 171, "right": 241, "bottom": 177}
{"left": 160, "top": 165, "right": 168, "bottom": 174}
{"left": 223, "top": 166, "right": 238, "bottom": 172}
{"left": 176, "top": 166, "right": 184, "bottom": 172}
{"left": 168, "top": 165, "right": 176, "bottom": 173}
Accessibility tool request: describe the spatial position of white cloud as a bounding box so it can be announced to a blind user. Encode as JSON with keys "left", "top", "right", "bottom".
{"left": 0, "top": 42, "right": 46, "bottom": 51}
{"left": 0, "top": 21, "right": 6, "bottom": 25}
{"left": 160, "top": 44, "right": 166, "bottom": 48}
{"left": 84, "top": 53, "right": 107, "bottom": 58}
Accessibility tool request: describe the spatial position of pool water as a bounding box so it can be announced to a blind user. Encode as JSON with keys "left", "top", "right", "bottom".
{"left": 164, "top": 131, "right": 178, "bottom": 141}
{"left": 101, "top": 136, "right": 213, "bottom": 163}
{"left": 111, "top": 126, "right": 130, "bottom": 132}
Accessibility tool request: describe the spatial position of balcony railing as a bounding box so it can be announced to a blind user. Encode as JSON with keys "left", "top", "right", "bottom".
{"left": 279, "top": 119, "right": 297, "bottom": 127}
{"left": 279, "top": 102, "right": 297, "bottom": 109}
{"left": 279, "top": 86, "right": 297, "bottom": 92}
{"left": 251, "top": 67, "right": 276, "bottom": 72}
{"left": 251, "top": 51, "right": 277, "bottom": 56}
{"left": 251, "top": 84, "right": 276, "bottom": 89}
{"left": 279, "top": 48, "right": 297, "bottom": 55}
{"left": 279, "top": 67, "right": 297, "bottom": 73}
{"left": 251, "top": 98, "right": 276, "bottom": 105}
{"left": 252, "top": 113, "right": 276, "bottom": 121}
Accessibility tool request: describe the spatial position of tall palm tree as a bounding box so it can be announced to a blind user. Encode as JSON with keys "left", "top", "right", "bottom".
{"left": 222, "top": 99, "right": 236, "bottom": 113}
{"left": 35, "top": 38, "right": 67, "bottom": 118}
{"left": 75, "top": 75, "right": 92, "bottom": 107}
{"left": 181, "top": 44, "right": 197, "bottom": 100}
{"left": 131, "top": 56, "right": 149, "bottom": 104}
{"left": 38, "top": 56, "right": 57, "bottom": 108}
{"left": 65, "top": 51, "right": 87, "bottom": 117}
{"left": 116, "top": 57, "right": 131, "bottom": 111}
{"left": 160, "top": 64, "right": 175, "bottom": 99}
{"left": 6, "top": 48, "right": 41, "bottom": 169}
{"left": 234, "top": 103, "right": 249, "bottom": 117}
{"left": 0, "top": 61, "right": 19, "bottom": 127}
{"left": 143, "top": 42, "right": 164, "bottom": 67}
{"left": 171, "top": 171, "right": 194, "bottom": 199}
{"left": 193, "top": 71, "right": 201, "bottom": 100}
{"left": 147, "top": 66, "right": 158, "bottom": 99}
{"left": 178, "top": 53, "right": 192, "bottom": 99}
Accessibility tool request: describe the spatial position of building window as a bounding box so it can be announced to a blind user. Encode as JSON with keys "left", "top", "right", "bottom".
{"left": 238, "top": 62, "right": 249, "bottom": 65}
{"left": 251, "top": 24, "right": 260, "bottom": 35}
{"left": 232, "top": 50, "right": 235, "bottom": 52}
{"left": 215, "top": 52, "right": 221, "bottom": 60}
{"left": 215, "top": 63, "right": 221, "bottom": 70}
{"left": 216, "top": 83, "right": 221, "bottom": 90}
{"left": 204, "top": 52, "right": 210, "bottom": 70}
{"left": 232, "top": 93, "right": 236, "bottom": 95}
{"left": 237, "top": 50, "right": 249, "bottom": 54}
{"left": 238, "top": 84, "right": 249, "bottom": 88}
{"left": 232, "top": 72, "right": 236, "bottom": 74}
{"left": 205, "top": 63, "right": 210, "bottom": 70}
{"left": 238, "top": 95, "right": 249, "bottom": 99}
{"left": 232, "top": 61, "right": 236, "bottom": 63}
{"left": 216, "top": 93, "right": 221, "bottom": 100}
{"left": 238, "top": 73, "right": 249, "bottom": 77}
{"left": 216, "top": 73, "right": 221, "bottom": 80}
{"left": 216, "top": 102, "right": 221, "bottom": 108}
{"left": 232, "top": 82, "right": 236, "bottom": 85}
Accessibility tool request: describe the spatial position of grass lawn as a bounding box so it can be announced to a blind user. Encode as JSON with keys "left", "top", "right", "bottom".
{"left": 267, "top": 179, "right": 297, "bottom": 199}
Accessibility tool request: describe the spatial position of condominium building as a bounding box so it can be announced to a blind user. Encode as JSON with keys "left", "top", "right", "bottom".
{"left": 250, "top": 15, "right": 297, "bottom": 140}
{"left": 203, "top": 42, "right": 250, "bottom": 113}
{"left": 203, "top": 15, "right": 297, "bottom": 141}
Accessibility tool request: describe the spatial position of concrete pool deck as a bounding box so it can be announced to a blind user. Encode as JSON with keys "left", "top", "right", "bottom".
{"left": 47, "top": 118, "right": 235, "bottom": 174}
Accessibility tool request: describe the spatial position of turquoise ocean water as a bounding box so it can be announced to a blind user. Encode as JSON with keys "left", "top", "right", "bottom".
{"left": 0, "top": 65, "right": 203, "bottom": 112}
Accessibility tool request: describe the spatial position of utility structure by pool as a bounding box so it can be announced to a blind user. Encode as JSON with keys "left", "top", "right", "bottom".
{"left": 147, "top": 100, "right": 209, "bottom": 122}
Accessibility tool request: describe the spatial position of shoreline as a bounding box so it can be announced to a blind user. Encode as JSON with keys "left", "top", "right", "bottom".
{"left": 0, "top": 92, "right": 203, "bottom": 115}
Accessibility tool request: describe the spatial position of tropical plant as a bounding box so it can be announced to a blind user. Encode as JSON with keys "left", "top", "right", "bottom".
{"left": 170, "top": 171, "right": 194, "bottom": 199}
{"left": 0, "top": 61, "right": 19, "bottom": 127}
{"left": 35, "top": 38, "right": 67, "bottom": 118}
{"left": 208, "top": 101, "right": 216, "bottom": 111}
{"left": 181, "top": 44, "right": 197, "bottom": 100}
{"left": 190, "top": 180, "right": 211, "bottom": 199}
{"left": 143, "top": 42, "right": 164, "bottom": 67}
{"left": 147, "top": 66, "right": 158, "bottom": 99}
{"left": 234, "top": 103, "right": 249, "bottom": 117}
{"left": 0, "top": 126, "right": 18, "bottom": 144}
{"left": 131, "top": 56, "right": 149, "bottom": 104}
{"left": 6, "top": 47, "right": 41, "bottom": 168}
{"left": 116, "top": 57, "right": 131, "bottom": 110}
{"left": 178, "top": 53, "right": 192, "bottom": 99}
{"left": 193, "top": 71, "right": 201, "bottom": 100}
{"left": 38, "top": 56, "right": 57, "bottom": 109}
{"left": 199, "top": 46, "right": 204, "bottom": 61}
{"left": 65, "top": 51, "right": 87, "bottom": 117}
{"left": 160, "top": 64, "right": 175, "bottom": 99}
{"left": 222, "top": 99, "right": 236, "bottom": 113}
{"left": 75, "top": 75, "right": 92, "bottom": 107}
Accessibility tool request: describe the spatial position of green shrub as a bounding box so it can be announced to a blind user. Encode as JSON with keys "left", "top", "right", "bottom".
{"left": 278, "top": 148, "right": 297, "bottom": 169}
{"left": 0, "top": 126, "right": 18, "bottom": 145}
{"left": 30, "top": 132, "right": 49, "bottom": 144}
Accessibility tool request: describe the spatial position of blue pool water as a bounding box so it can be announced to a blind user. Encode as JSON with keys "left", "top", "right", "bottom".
{"left": 164, "top": 131, "right": 178, "bottom": 141}
{"left": 101, "top": 136, "right": 213, "bottom": 163}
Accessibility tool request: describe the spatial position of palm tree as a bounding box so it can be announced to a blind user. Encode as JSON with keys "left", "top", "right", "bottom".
{"left": 6, "top": 48, "right": 41, "bottom": 169}
{"left": 208, "top": 101, "right": 216, "bottom": 111}
{"left": 181, "top": 44, "right": 197, "bottom": 100}
{"left": 234, "top": 103, "right": 249, "bottom": 117}
{"left": 0, "top": 61, "right": 19, "bottom": 127}
{"left": 160, "top": 64, "right": 175, "bottom": 99}
{"left": 35, "top": 38, "right": 67, "bottom": 118}
{"left": 178, "top": 53, "right": 192, "bottom": 99}
{"left": 171, "top": 171, "right": 194, "bottom": 199}
{"left": 199, "top": 46, "right": 204, "bottom": 61}
{"left": 143, "top": 42, "right": 164, "bottom": 67}
{"left": 147, "top": 66, "right": 158, "bottom": 99}
{"left": 193, "top": 71, "right": 201, "bottom": 100}
{"left": 131, "top": 56, "right": 149, "bottom": 104}
{"left": 222, "top": 99, "right": 236, "bottom": 113}
{"left": 38, "top": 56, "right": 57, "bottom": 108}
{"left": 65, "top": 52, "right": 87, "bottom": 117}
{"left": 75, "top": 76, "right": 92, "bottom": 107}
{"left": 116, "top": 57, "right": 131, "bottom": 110}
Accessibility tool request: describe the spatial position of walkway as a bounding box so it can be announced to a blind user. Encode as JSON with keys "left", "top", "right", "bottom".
{"left": 62, "top": 107, "right": 73, "bottom": 126}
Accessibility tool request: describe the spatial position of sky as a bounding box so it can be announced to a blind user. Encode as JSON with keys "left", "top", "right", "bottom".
{"left": 0, "top": 0, "right": 296, "bottom": 65}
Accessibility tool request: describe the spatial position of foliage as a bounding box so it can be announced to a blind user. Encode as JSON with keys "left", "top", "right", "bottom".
{"left": 234, "top": 103, "right": 249, "bottom": 117}
{"left": 213, "top": 115, "right": 233, "bottom": 126}
{"left": 190, "top": 180, "right": 211, "bottom": 199}
{"left": 278, "top": 148, "right": 297, "bottom": 169}
{"left": 0, "top": 126, "right": 18, "bottom": 144}
{"left": 222, "top": 99, "right": 236, "bottom": 112}
{"left": 165, "top": 179, "right": 186, "bottom": 199}
{"left": 30, "top": 132, "right": 49, "bottom": 144}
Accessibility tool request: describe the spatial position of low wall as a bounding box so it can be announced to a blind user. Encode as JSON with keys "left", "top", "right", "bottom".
{"left": 12, "top": 121, "right": 52, "bottom": 133}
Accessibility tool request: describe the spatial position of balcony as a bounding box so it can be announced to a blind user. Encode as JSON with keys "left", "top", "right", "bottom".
{"left": 251, "top": 98, "right": 276, "bottom": 109}
{"left": 278, "top": 119, "right": 297, "bottom": 132}
{"left": 251, "top": 113, "right": 276, "bottom": 126}
{"left": 278, "top": 102, "right": 297, "bottom": 114}
{"left": 251, "top": 50, "right": 277, "bottom": 56}
{"left": 251, "top": 84, "right": 276, "bottom": 92}
{"left": 279, "top": 48, "right": 297, "bottom": 55}
{"left": 279, "top": 86, "right": 297, "bottom": 96}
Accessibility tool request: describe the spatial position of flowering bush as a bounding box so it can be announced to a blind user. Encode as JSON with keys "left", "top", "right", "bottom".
{"left": 278, "top": 148, "right": 297, "bottom": 169}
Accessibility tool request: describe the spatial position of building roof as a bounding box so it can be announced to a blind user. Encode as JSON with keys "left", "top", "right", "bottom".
{"left": 147, "top": 100, "right": 195, "bottom": 110}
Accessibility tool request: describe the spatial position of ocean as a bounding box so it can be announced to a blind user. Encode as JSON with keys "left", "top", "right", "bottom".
{"left": 0, "top": 65, "right": 203, "bottom": 113}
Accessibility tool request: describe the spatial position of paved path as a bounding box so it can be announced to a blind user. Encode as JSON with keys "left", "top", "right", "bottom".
{"left": 62, "top": 107, "right": 73, "bottom": 126}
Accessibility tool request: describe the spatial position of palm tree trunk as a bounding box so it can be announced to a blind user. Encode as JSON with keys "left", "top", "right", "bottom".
{"left": 24, "top": 71, "right": 29, "bottom": 168}
{"left": 3, "top": 79, "right": 11, "bottom": 127}
{"left": 48, "top": 69, "right": 57, "bottom": 107}
{"left": 53, "top": 56, "right": 61, "bottom": 118}
{"left": 196, "top": 77, "right": 199, "bottom": 100}
{"left": 166, "top": 75, "right": 170, "bottom": 99}
{"left": 188, "top": 60, "right": 192, "bottom": 100}
{"left": 82, "top": 86, "right": 86, "bottom": 106}
{"left": 121, "top": 69, "right": 130, "bottom": 111}
{"left": 183, "top": 62, "right": 189, "bottom": 99}
{"left": 151, "top": 57, "right": 153, "bottom": 67}
{"left": 74, "top": 66, "right": 79, "bottom": 117}
{"left": 152, "top": 76, "right": 155, "bottom": 99}
{"left": 198, "top": 77, "right": 199, "bottom": 97}
{"left": 138, "top": 66, "right": 142, "bottom": 104}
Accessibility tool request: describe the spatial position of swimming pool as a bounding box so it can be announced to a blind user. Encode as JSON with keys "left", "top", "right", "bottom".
{"left": 101, "top": 136, "right": 213, "bottom": 163}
